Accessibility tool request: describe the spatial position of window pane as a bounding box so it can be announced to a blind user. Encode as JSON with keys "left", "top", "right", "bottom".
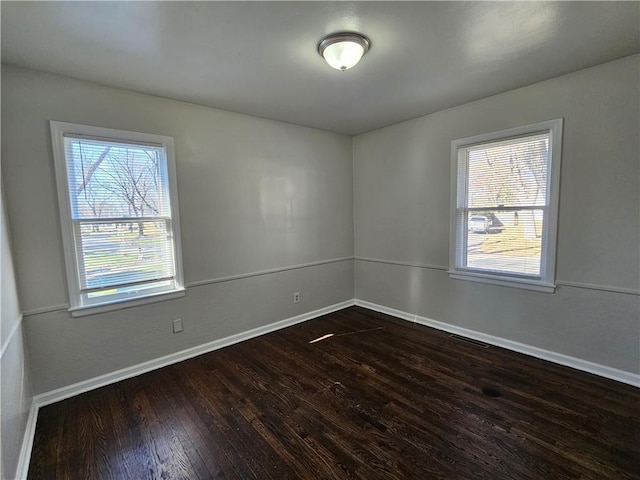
{"left": 466, "top": 209, "right": 544, "bottom": 277}
{"left": 64, "top": 137, "right": 171, "bottom": 219}
{"left": 86, "top": 279, "right": 173, "bottom": 300}
{"left": 74, "top": 220, "right": 175, "bottom": 291}
{"left": 467, "top": 133, "right": 549, "bottom": 208}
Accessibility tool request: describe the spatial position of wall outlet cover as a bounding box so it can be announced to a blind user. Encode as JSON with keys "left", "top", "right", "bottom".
{"left": 173, "top": 318, "right": 183, "bottom": 333}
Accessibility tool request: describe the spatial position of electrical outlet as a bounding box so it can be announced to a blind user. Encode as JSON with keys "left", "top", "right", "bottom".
{"left": 293, "top": 292, "right": 300, "bottom": 304}
{"left": 173, "top": 318, "right": 183, "bottom": 333}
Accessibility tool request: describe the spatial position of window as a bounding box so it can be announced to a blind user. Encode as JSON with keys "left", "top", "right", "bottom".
{"left": 50, "top": 121, "right": 184, "bottom": 315}
{"left": 449, "top": 119, "right": 563, "bottom": 292}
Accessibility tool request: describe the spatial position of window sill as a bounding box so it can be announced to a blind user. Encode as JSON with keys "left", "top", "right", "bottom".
{"left": 448, "top": 271, "right": 556, "bottom": 293}
{"left": 69, "top": 288, "right": 186, "bottom": 317}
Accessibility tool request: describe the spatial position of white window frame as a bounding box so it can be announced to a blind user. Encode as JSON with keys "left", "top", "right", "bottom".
{"left": 449, "top": 119, "right": 563, "bottom": 293}
{"left": 50, "top": 121, "right": 185, "bottom": 316}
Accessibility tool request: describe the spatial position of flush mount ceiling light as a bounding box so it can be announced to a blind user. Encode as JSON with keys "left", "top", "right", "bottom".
{"left": 317, "top": 32, "right": 371, "bottom": 71}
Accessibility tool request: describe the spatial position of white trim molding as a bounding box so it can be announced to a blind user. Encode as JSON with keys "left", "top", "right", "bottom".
{"left": 15, "top": 399, "right": 39, "bottom": 480}
{"left": 353, "top": 257, "right": 638, "bottom": 297}
{"left": 69, "top": 288, "right": 186, "bottom": 318}
{"left": 355, "top": 299, "right": 640, "bottom": 388}
{"left": 354, "top": 256, "right": 447, "bottom": 271}
{"left": 22, "top": 257, "right": 355, "bottom": 317}
{"left": 555, "top": 280, "right": 640, "bottom": 296}
{"left": 353, "top": 300, "right": 416, "bottom": 323}
{"left": 0, "top": 314, "right": 23, "bottom": 358}
{"left": 186, "top": 257, "right": 354, "bottom": 289}
{"left": 21, "top": 304, "right": 70, "bottom": 317}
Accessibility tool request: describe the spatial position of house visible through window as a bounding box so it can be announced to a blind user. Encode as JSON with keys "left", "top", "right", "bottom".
{"left": 449, "top": 119, "right": 563, "bottom": 292}
{"left": 50, "top": 121, "right": 184, "bottom": 315}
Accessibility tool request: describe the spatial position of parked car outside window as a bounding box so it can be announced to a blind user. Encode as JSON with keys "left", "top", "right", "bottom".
{"left": 469, "top": 215, "right": 491, "bottom": 233}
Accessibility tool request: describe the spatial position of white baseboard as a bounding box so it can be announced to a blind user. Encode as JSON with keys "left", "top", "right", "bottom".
{"left": 35, "top": 299, "right": 355, "bottom": 407}
{"left": 15, "top": 296, "right": 637, "bottom": 479}
{"left": 355, "top": 299, "right": 640, "bottom": 388}
{"left": 16, "top": 299, "right": 355, "bottom": 479}
{"left": 354, "top": 300, "right": 416, "bottom": 323}
{"left": 14, "top": 399, "right": 39, "bottom": 480}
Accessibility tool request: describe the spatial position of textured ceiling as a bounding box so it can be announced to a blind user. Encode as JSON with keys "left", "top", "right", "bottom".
{"left": 2, "top": 1, "right": 639, "bottom": 135}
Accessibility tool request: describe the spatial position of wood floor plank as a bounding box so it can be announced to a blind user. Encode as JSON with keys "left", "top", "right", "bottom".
{"left": 28, "top": 306, "right": 640, "bottom": 479}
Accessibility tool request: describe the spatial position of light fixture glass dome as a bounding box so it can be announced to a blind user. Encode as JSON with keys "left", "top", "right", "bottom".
{"left": 318, "top": 32, "right": 370, "bottom": 71}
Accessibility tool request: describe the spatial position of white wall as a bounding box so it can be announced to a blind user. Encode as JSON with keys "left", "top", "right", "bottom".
{"left": 2, "top": 54, "right": 638, "bottom": 403}
{"left": 2, "top": 65, "right": 354, "bottom": 394}
{"left": 1, "top": 189, "right": 32, "bottom": 480}
{"left": 354, "top": 55, "right": 640, "bottom": 374}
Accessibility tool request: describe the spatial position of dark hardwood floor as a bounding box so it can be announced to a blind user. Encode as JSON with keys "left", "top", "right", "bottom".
{"left": 28, "top": 306, "right": 640, "bottom": 479}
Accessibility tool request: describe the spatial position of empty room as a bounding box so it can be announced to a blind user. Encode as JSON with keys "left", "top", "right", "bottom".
{"left": 1, "top": 2, "right": 639, "bottom": 479}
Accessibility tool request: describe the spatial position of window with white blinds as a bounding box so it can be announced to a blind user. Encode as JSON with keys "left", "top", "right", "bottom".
{"left": 50, "top": 122, "right": 184, "bottom": 315}
{"left": 449, "top": 119, "right": 563, "bottom": 292}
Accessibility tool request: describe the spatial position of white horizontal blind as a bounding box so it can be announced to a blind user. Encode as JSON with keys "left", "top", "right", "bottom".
{"left": 459, "top": 132, "right": 551, "bottom": 278}
{"left": 63, "top": 136, "right": 177, "bottom": 299}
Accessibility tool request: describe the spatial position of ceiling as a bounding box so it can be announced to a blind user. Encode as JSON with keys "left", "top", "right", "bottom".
{"left": 2, "top": 2, "right": 638, "bottom": 136}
